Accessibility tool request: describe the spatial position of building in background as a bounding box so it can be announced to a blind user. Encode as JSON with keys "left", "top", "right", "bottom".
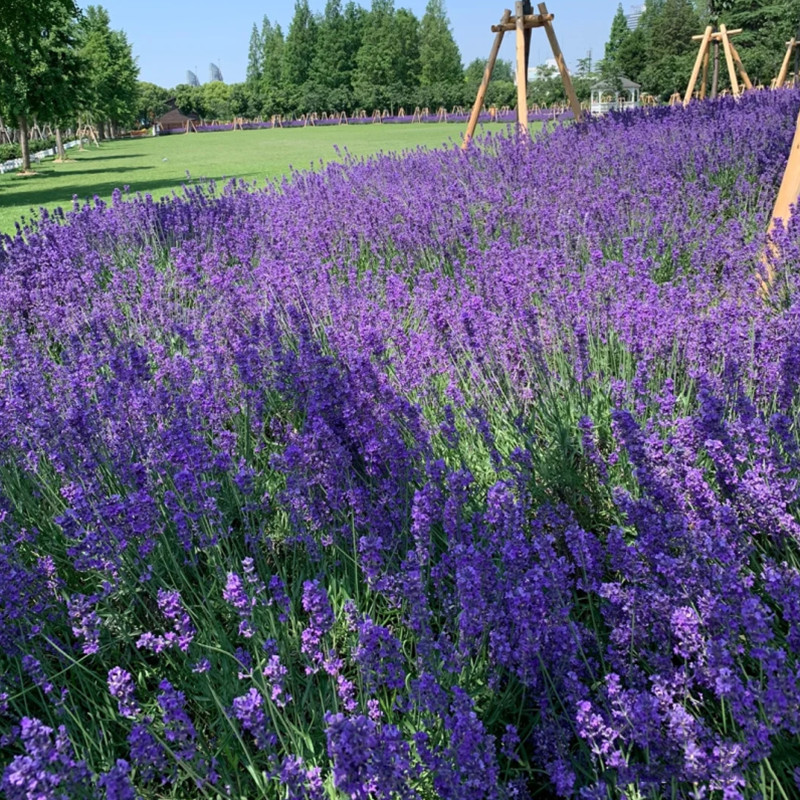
{"left": 626, "top": 4, "right": 645, "bottom": 30}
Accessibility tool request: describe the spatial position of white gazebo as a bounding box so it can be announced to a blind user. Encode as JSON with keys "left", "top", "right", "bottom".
{"left": 590, "top": 77, "right": 641, "bottom": 115}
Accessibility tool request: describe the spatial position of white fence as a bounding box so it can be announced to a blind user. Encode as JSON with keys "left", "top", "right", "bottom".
{"left": 0, "top": 139, "right": 84, "bottom": 174}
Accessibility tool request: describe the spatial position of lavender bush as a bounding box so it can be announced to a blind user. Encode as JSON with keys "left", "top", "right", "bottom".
{"left": 2, "top": 90, "right": 800, "bottom": 799}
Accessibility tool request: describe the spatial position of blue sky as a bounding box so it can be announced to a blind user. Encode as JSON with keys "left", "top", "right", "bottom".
{"left": 79, "top": 0, "right": 619, "bottom": 88}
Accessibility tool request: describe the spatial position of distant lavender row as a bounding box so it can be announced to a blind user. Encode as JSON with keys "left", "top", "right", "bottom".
{"left": 2, "top": 91, "right": 800, "bottom": 799}
{"left": 184, "top": 109, "right": 573, "bottom": 134}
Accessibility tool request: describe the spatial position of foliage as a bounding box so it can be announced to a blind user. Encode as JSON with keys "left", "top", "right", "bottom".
{"left": 601, "top": 2, "right": 630, "bottom": 80}
{"left": 246, "top": 23, "right": 262, "bottom": 87}
{"left": 310, "top": 0, "right": 353, "bottom": 91}
{"left": 78, "top": 5, "right": 139, "bottom": 131}
{"left": 134, "top": 81, "right": 169, "bottom": 125}
{"left": 464, "top": 57, "right": 514, "bottom": 85}
{"left": 419, "top": 0, "right": 463, "bottom": 86}
{"left": 720, "top": 0, "right": 798, "bottom": 85}
{"left": 283, "top": 0, "right": 318, "bottom": 89}
{"left": 0, "top": 0, "right": 82, "bottom": 169}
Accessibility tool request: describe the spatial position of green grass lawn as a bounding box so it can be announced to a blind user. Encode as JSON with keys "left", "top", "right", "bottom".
{"left": 0, "top": 121, "right": 530, "bottom": 235}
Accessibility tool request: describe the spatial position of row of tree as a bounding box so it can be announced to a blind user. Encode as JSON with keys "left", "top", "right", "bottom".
{"left": 0, "top": 0, "right": 138, "bottom": 171}
{"left": 601, "top": 0, "right": 798, "bottom": 100}
{"left": 241, "top": 0, "right": 468, "bottom": 117}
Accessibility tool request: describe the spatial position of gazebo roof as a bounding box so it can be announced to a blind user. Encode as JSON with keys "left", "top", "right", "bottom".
{"left": 591, "top": 77, "right": 641, "bottom": 91}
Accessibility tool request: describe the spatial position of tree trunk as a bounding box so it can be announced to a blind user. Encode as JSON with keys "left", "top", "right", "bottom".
{"left": 711, "top": 41, "right": 719, "bottom": 99}
{"left": 17, "top": 115, "right": 31, "bottom": 172}
{"left": 55, "top": 127, "right": 66, "bottom": 161}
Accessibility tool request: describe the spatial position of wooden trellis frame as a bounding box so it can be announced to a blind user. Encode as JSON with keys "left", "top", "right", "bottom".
{"left": 775, "top": 35, "right": 799, "bottom": 89}
{"left": 76, "top": 117, "right": 100, "bottom": 147}
{"left": 463, "top": 1, "right": 582, "bottom": 149}
{"left": 684, "top": 25, "right": 752, "bottom": 105}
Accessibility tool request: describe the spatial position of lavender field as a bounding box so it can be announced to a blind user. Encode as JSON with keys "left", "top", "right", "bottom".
{"left": 2, "top": 90, "right": 800, "bottom": 800}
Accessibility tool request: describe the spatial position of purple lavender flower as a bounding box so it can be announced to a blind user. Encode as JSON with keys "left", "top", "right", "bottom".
{"left": 157, "top": 680, "right": 197, "bottom": 761}
{"left": 231, "top": 688, "right": 276, "bottom": 750}
{"left": 107, "top": 666, "right": 140, "bottom": 719}
{"left": 98, "top": 759, "right": 137, "bottom": 800}
{"left": 300, "top": 579, "right": 334, "bottom": 672}
{"left": 1, "top": 717, "right": 91, "bottom": 800}
{"left": 67, "top": 593, "right": 101, "bottom": 655}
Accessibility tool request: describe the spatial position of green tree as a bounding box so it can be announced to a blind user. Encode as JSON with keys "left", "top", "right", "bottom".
{"left": 78, "top": 6, "right": 139, "bottom": 137}
{"left": 0, "top": 0, "right": 82, "bottom": 171}
{"left": 134, "top": 81, "right": 169, "bottom": 126}
{"left": 615, "top": 27, "right": 648, "bottom": 85}
{"left": 283, "top": 0, "right": 318, "bottom": 88}
{"left": 353, "top": 0, "right": 423, "bottom": 107}
{"left": 419, "top": 0, "right": 462, "bottom": 85}
{"left": 202, "top": 81, "right": 232, "bottom": 119}
{"left": 394, "top": 8, "right": 421, "bottom": 86}
{"left": 310, "top": 0, "right": 351, "bottom": 89}
{"left": 353, "top": 0, "right": 399, "bottom": 97}
{"left": 173, "top": 84, "right": 206, "bottom": 118}
{"left": 602, "top": 3, "right": 630, "bottom": 77}
{"left": 262, "top": 20, "right": 285, "bottom": 91}
{"left": 721, "top": 0, "right": 797, "bottom": 85}
{"left": 639, "top": 0, "right": 699, "bottom": 98}
{"left": 246, "top": 24, "right": 262, "bottom": 86}
{"left": 464, "top": 57, "right": 514, "bottom": 84}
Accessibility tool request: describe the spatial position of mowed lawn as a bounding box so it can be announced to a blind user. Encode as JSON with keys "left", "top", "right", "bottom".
{"left": 0, "top": 121, "right": 529, "bottom": 234}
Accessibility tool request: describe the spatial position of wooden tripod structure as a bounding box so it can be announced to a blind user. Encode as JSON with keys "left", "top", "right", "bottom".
{"left": 462, "top": 1, "right": 582, "bottom": 149}
{"left": 684, "top": 25, "right": 752, "bottom": 105}
{"left": 775, "top": 29, "right": 800, "bottom": 89}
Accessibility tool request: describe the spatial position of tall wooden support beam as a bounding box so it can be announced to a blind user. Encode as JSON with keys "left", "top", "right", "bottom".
{"left": 728, "top": 41, "right": 752, "bottom": 90}
{"left": 719, "top": 25, "right": 740, "bottom": 96}
{"left": 776, "top": 38, "right": 797, "bottom": 89}
{"left": 537, "top": 3, "right": 582, "bottom": 122}
{"left": 685, "top": 26, "right": 712, "bottom": 105}
{"left": 763, "top": 109, "right": 800, "bottom": 291}
{"left": 700, "top": 47, "right": 710, "bottom": 99}
{"left": 463, "top": 9, "right": 510, "bottom": 149}
{"left": 515, "top": 1, "right": 528, "bottom": 132}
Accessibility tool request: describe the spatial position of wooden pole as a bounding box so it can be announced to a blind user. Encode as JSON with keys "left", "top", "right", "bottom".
{"left": 700, "top": 46, "right": 710, "bottom": 99}
{"left": 515, "top": 1, "right": 529, "bottom": 132}
{"left": 463, "top": 9, "right": 510, "bottom": 149}
{"left": 776, "top": 39, "right": 796, "bottom": 89}
{"left": 711, "top": 40, "right": 719, "bottom": 98}
{"left": 762, "top": 109, "right": 800, "bottom": 290}
{"left": 685, "top": 26, "right": 712, "bottom": 105}
{"left": 537, "top": 2, "right": 582, "bottom": 122}
{"left": 728, "top": 41, "right": 752, "bottom": 90}
{"left": 719, "top": 25, "right": 739, "bottom": 96}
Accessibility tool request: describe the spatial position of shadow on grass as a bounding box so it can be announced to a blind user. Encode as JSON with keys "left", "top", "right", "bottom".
{"left": 4, "top": 176, "right": 220, "bottom": 228}
{"left": 8, "top": 165, "right": 155, "bottom": 180}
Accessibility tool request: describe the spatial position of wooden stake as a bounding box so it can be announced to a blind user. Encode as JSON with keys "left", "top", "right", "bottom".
{"left": 762, "top": 109, "right": 800, "bottom": 291}
{"left": 463, "top": 9, "right": 510, "bottom": 149}
{"left": 719, "top": 25, "right": 739, "bottom": 96}
{"left": 538, "top": 2, "right": 582, "bottom": 122}
{"left": 776, "top": 38, "right": 796, "bottom": 89}
{"left": 700, "top": 46, "right": 710, "bottom": 99}
{"left": 515, "top": 1, "right": 528, "bottom": 132}
{"left": 685, "top": 26, "right": 712, "bottom": 105}
{"left": 728, "top": 41, "right": 752, "bottom": 90}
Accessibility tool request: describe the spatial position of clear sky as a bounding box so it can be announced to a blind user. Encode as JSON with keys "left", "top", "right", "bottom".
{"left": 79, "top": 0, "right": 619, "bottom": 88}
